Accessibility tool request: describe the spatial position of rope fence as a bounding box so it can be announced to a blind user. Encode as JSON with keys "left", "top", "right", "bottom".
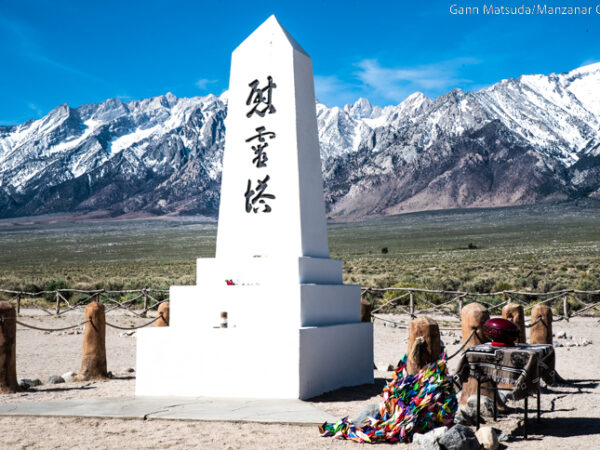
{"left": 361, "top": 287, "right": 600, "bottom": 324}
{"left": 1, "top": 286, "right": 598, "bottom": 324}
{"left": 0, "top": 288, "right": 169, "bottom": 316}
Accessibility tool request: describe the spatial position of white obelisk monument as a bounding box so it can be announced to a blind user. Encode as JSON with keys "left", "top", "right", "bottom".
{"left": 136, "top": 15, "right": 373, "bottom": 399}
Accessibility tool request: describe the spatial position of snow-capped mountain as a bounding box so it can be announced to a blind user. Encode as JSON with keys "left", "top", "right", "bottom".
{"left": 1, "top": 63, "right": 599, "bottom": 220}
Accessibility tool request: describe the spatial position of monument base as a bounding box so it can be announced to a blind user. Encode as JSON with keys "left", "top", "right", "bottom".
{"left": 136, "top": 321, "right": 373, "bottom": 399}
{"left": 136, "top": 275, "right": 373, "bottom": 399}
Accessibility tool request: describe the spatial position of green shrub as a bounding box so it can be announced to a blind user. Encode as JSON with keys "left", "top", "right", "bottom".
{"left": 43, "top": 279, "right": 71, "bottom": 302}
{"left": 493, "top": 281, "right": 514, "bottom": 292}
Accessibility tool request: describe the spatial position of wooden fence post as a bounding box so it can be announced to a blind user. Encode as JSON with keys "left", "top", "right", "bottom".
{"left": 79, "top": 302, "right": 108, "bottom": 380}
{"left": 563, "top": 295, "right": 569, "bottom": 321}
{"left": 156, "top": 302, "right": 170, "bottom": 327}
{"left": 16, "top": 294, "right": 21, "bottom": 315}
{"left": 360, "top": 296, "right": 372, "bottom": 322}
{"left": 409, "top": 291, "right": 415, "bottom": 317}
{"left": 530, "top": 304, "right": 553, "bottom": 344}
{"left": 0, "top": 302, "right": 18, "bottom": 393}
{"left": 406, "top": 317, "right": 441, "bottom": 374}
{"left": 55, "top": 291, "right": 60, "bottom": 315}
{"left": 143, "top": 289, "right": 149, "bottom": 314}
{"left": 502, "top": 303, "right": 526, "bottom": 343}
{"left": 460, "top": 302, "right": 491, "bottom": 404}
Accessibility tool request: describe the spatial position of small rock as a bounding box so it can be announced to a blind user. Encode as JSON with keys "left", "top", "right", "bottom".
{"left": 567, "top": 334, "right": 573, "bottom": 340}
{"left": 61, "top": 371, "right": 77, "bottom": 382}
{"left": 351, "top": 403, "right": 381, "bottom": 426}
{"left": 439, "top": 424, "right": 480, "bottom": 450}
{"left": 413, "top": 426, "right": 447, "bottom": 450}
{"left": 453, "top": 405, "right": 479, "bottom": 426}
{"left": 553, "top": 340, "right": 563, "bottom": 348}
{"left": 566, "top": 342, "right": 576, "bottom": 347}
{"left": 582, "top": 339, "right": 592, "bottom": 346}
{"left": 118, "top": 330, "right": 136, "bottom": 337}
{"left": 475, "top": 426, "right": 499, "bottom": 450}
{"left": 496, "top": 390, "right": 508, "bottom": 406}
{"left": 17, "top": 378, "right": 42, "bottom": 389}
{"left": 452, "top": 338, "right": 461, "bottom": 345}
{"left": 384, "top": 321, "right": 397, "bottom": 328}
{"left": 122, "top": 367, "right": 135, "bottom": 373}
{"left": 467, "top": 394, "right": 495, "bottom": 417}
{"left": 497, "top": 431, "right": 508, "bottom": 442}
{"left": 46, "top": 375, "right": 65, "bottom": 384}
{"left": 375, "top": 361, "right": 395, "bottom": 371}
{"left": 557, "top": 331, "right": 567, "bottom": 339}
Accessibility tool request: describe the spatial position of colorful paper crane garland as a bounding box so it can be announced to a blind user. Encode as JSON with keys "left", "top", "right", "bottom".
{"left": 320, "top": 352, "right": 457, "bottom": 444}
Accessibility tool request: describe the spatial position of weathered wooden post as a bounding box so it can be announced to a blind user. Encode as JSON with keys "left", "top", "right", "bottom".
{"left": 156, "top": 302, "right": 170, "bottom": 327}
{"left": 406, "top": 316, "right": 441, "bottom": 374}
{"left": 79, "top": 302, "right": 108, "bottom": 380}
{"left": 502, "top": 302, "right": 526, "bottom": 343}
{"left": 360, "top": 296, "right": 371, "bottom": 322}
{"left": 143, "top": 289, "right": 149, "bottom": 313}
{"left": 530, "top": 304, "right": 553, "bottom": 345}
{"left": 16, "top": 294, "right": 21, "bottom": 315}
{"left": 55, "top": 291, "right": 61, "bottom": 315}
{"left": 409, "top": 291, "right": 415, "bottom": 317}
{"left": 460, "top": 302, "right": 491, "bottom": 404}
{"left": 562, "top": 296, "right": 570, "bottom": 321}
{"left": 0, "top": 302, "right": 18, "bottom": 393}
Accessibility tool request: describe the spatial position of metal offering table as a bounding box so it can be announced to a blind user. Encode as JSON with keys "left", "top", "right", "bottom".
{"left": 453, "top": 343, "right": 555, "bottom": 438}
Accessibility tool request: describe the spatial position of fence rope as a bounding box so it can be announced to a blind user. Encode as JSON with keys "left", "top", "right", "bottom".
{"left": 8, "top": 318, "right": 91, "bottom": 332}
{"left": 446, "top": 328, "right": 477, "bottom": 360}
{"left": 525, "top": 316, "right": 543, "bottom": 328}
{"left": 105, "top": 313, "right": 164, "bottom": 330}
{"left": 2, "top": 286, "right": 598, "bottom": 325}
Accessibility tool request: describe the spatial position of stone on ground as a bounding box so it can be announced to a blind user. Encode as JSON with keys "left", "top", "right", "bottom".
{"left": 439, "top": 424, "right": 480, "bottom": 450}
{"left": 453, "top": 405, "right": 479, "bottom": 426}
{"left": 475, "top": 426, "right": 499, "bottom": 450}
{"left": 45, "top": 375, "right": 65, "bottom": 384}
{"left": 467, "top": 394, "right": 495, "bottom": 417}
{"left": 351, "top": 403, "right": 381, "bottom": 426}
{"left": 17, "top": 378, "right": 42, "bottom": 389}
{"left": 61, "top": 371, "right": 77, "bottom": 383}
{"left": 412, "top": 426, "right": 447, "bottom": 450}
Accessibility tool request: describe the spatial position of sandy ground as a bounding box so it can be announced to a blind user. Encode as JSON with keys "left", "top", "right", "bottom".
{"left": 1, "top": 309, "right": 599, "bottom": 449}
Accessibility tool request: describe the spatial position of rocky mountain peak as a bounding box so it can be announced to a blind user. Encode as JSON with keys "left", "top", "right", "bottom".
{"left": 0, "top": 64, "right": 599, "bottom": 220}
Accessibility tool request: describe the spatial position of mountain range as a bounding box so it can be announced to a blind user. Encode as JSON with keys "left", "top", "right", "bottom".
{"left": 1, "top": 63, "right": 599, "bottom": 221}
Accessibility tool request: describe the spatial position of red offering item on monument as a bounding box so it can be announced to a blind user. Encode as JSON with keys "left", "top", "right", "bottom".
{"left": 483, "top": 318, "right": 520, "bottom": 347}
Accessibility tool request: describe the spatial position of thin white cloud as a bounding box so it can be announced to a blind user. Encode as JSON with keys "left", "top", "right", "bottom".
{"left": 27, "top": 102, "right": 44, "bottom": 118}
{"left": 0, "top": 13, "right": 107, "bottom": 84}
{"left": 195, "top": 78, "right": 218, "bottom": 90}
{"left": 314, "top": 75, "right": 362, "bottom": 107}
{"left": 315, "top": 57, "right": 480, "bottom": 107}
{"left": 354, "top": 58, "right": 478, "bottom": 103}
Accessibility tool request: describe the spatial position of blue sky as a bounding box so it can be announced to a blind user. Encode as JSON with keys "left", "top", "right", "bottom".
{"left": 1, "top": 0, "right": 599, "bottom": 124}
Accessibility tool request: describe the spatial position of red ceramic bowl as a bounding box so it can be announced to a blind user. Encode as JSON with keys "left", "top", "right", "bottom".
{"left": 483, "top": 318, "right": 520, "bottom": 346}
